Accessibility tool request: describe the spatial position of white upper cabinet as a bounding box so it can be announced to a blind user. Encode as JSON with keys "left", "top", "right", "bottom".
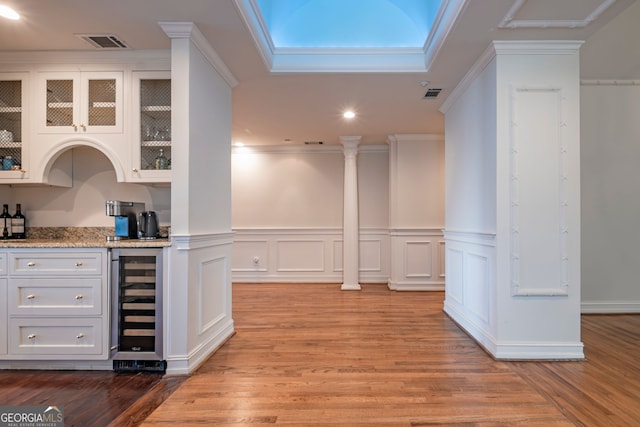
{"left": 130, "top": 71, "right": 171, "bottom": 183}
{"left": 0, "top": 73, "right": 29, "bottom": 181}
{"left": 37, "top": 71, "right": 123, "bottom": 135}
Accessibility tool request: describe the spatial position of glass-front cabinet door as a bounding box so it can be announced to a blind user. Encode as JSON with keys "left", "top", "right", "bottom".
{"left": 39, "top": 71, "right": 123, "bottom": 134}
{"left": 0, "top": 73, "right": 28, "bottom": 178}
{"left": 131, "top": 71, "right": 171, "bottom": 182}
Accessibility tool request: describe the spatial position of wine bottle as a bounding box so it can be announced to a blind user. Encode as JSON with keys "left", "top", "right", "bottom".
{"left": 1, "top": 204, "right": 11, "bottom": 239}
{"left": 154, "top": 148, "right": 169, "bottom": 170}
{"left": 11, "top": 203, "right": 25, "bottom": 239}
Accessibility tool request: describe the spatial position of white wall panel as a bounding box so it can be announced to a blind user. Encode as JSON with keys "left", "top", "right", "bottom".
{"left": 388, "top": 229, "right": 444, "bottom": 291}
{"left": 405, "top": 241, "right": 433, "bottom": 278}
{"left": 232, "top": 228, "right": 389, "bottom": 283}
{"left": 276, "top": 240, "right": 325, "bottom": 272}
{"left": 198, "top": 256, "right": 228, "bottom": 334}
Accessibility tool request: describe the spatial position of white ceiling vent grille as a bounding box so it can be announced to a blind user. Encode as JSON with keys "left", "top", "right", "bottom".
{"left": 77, "top": 34, "right": 129, "bottom": 49}
{"left": 423, "top": 88, "right": 442, "bottom": 99}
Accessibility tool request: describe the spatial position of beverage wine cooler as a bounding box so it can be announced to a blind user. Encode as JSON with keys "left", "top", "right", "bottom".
{"left": 110, "top": 248, "right": 165, "bottom": 372}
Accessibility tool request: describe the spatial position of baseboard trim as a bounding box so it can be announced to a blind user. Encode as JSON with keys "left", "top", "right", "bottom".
{"left": 165, "top": 319, "right": 235, "bottom": 375}
{"left": 444, "top": 300, "right": 584, "bottom": 360}
{"left": 581, "top": 301, "right": 640, "bottom": 314}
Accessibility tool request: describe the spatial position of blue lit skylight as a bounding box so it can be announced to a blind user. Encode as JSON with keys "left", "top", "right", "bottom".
{"left": 255, "top": 0, "right": 442, "bottom": 49}
{"left": 234, "top": 0, "right": 460, "bottom": 72}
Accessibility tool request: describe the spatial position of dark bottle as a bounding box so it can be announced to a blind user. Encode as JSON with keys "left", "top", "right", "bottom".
{"left": 1, "top": 204, "right": 11, "bottom": 239}
{"left": 11, "top": 203, "right": 25, "bottom": 239}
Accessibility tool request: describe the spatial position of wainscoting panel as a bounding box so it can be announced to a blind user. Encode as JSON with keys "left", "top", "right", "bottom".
{"left": 276, "top": 240, "right": 325, "bottom": 272}
{"left": 443, "top": 230, "right": 496, "bottom": 351}
{"left": 232, "top": 228, "right": 389, "bottom": 283}
{"left": 388, "top": 229, "right": 445, "bottom": 291}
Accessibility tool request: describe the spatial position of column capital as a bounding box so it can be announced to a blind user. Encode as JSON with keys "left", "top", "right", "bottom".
{"left": 340, "top": 136, "right": 361, "bottom": 154}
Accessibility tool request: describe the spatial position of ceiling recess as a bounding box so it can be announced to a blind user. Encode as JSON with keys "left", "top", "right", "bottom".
{"left": 304, "top": 141, "right": 324, "bottom": 145}
{"left": 77, "top": 34, "right": 129, "bottom": 49}
{"left": 423, "top": 88, "right": 442, "bottom": 99}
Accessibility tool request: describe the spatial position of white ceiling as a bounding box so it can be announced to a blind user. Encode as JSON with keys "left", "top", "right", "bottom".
{"left": 0, "top": 0, "right": 638, "bottom": 146}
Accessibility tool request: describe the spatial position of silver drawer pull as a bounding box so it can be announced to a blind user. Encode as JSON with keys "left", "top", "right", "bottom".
{"left": 75, "top": 294, "right": 84, "bottom": 300}
{"left": 26, "top": 294, "right": 36, "bottom": 300}
{"left": 76, "top": 333, "right": 85, "bottom": 339}
{"left": 27, "top": 262, "right": 36, "bottom": 267}
{"left": 75, "top": 262, "right": 83, "bottom": 267}
{"left": 27, "top": 334, "right": 36, "bottom": 340}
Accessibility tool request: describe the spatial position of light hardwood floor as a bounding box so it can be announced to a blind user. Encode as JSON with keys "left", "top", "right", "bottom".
{"left": 141, "top": 283, "right": 640, "bottom": 426}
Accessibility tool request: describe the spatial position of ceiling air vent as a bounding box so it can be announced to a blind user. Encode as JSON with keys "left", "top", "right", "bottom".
{"left": 304, "top": 141, "right": 324, "bottom": 145}
{"left": 77, "top": 34, "right": 129, "bottom": 49}
{"left": 423, "top": 88, "right": 442, "bottom": 99}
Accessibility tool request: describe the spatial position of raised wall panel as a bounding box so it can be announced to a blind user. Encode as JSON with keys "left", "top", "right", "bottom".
{"left": 360, "top": 239, "right": 382, "bottom": 272}
{"left": 439, "top": 241, "right": 446, "bottom": 278}
{"left": 510, "top": 88, "right": 568, "bottom": 296}
{"left": 405, "top": 241, "right": 433, "bottom": 278}
{"left": 388, "top": 230, "right": 444, "bottom": 290}
{"left": 445, "top": 247, "right": 464, "bottom": 304}
{"left": 465, "top": 252, "right": 490, "bottom": 323}
{"left": 276, "top": 240, "right": 325, "bottom": 272}
{"left": 198, "top": 256, "right": 227, "bottom": 334}
{"left": 232, "top": 240, "right": 268, "bottom": 272}
{"left": 232, "top": 229, "right": 388, "bottom": 283}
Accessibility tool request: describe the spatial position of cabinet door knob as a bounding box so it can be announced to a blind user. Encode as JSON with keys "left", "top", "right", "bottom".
{"left": 26, "top": 294, "right": 36, "bottom": 300}
{"left": 76, "top": 333, "right": 85, "bottom": 339}
{"left": 72, "top": 124, "right": 78, "bottom": 131}
{"left": 27, "top": 334, "right": 36, "bottom": 340}
{"left": 75, "top": 261, "right": 83, "bottom": 267}
{"left": 80, "top": 124, "right": 86, "bottom": 131}
{"left": 132, "top": 168, "right": 139, "bottom": 173}
{"left": 27, "top": 262, "right": 36, "bottom": 267}
{"left": 75, "top": 294, "right": 84, "bottom": 300}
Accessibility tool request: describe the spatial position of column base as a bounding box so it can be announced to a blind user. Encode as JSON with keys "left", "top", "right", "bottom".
{"left": 341, "top": 283, "right": 362, "bottom": 291}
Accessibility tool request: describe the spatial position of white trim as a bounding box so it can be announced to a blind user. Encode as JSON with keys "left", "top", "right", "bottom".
{"left": 165, "top": 318, "right": 234, "bottom": 375}
{"left": 440, "top": 41, "right": 583, "bottom": 114}
{"left": 581, "top": 79, "right": 640, "bottom": 86}
{"left": 445, "top": 302, "right": 584, "bottom": 360}
{"left": 498, "top": 0, "right": 616, "bottom": 29}
{"left": 581, "top": 301, "right": 640, "bottom": 314}
{"left": 158, "top": 21, "right": 238, "bottom": 88}
{"left": 233, "top": 144, "right": 390, "bottom": 154}
{"left": 443, "top": 229, "right": 497, "bottom": 246}
{"left": 439, "top": 42, "right": 496, "bottom": 114}
{"left": 232, "top": 0, "right": 466, "bottom": 73}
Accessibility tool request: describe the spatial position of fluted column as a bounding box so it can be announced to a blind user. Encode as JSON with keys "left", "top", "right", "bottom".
{"left": 341, "top": 136, "right": 361, "bottom": 290}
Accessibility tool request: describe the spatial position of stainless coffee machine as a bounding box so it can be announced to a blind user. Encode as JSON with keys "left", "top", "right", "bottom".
{"left": 105, "top": 200, "right": 145, "bottom": 241}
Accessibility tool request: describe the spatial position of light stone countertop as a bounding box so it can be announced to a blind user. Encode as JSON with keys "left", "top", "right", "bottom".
{"left": 0, "top": 227, "right": 171, "bottom": 248}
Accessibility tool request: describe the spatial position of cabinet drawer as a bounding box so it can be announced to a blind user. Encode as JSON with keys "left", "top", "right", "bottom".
{"left": 9, "top": 317, "right": 104, "bottom": 356}
{"left": 10, "top": 252, "right": 103, "bottom": 275}
{"left": 9, "top": 278, "right": 102, "bottom": 316}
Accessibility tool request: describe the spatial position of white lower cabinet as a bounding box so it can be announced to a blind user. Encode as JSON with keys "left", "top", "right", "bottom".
{"left": 0, "top": 248, "right": 109, "bottom": 361}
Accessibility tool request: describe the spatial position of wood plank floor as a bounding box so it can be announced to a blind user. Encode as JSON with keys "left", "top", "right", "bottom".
{"left": 1, "top": 283, "right": 638, "bottom": 426}
{"left": 0, "top": 369, "right": 184, "bottom": 427}
{"left": 142, "top": 283, "right": 640, "bottom": 426}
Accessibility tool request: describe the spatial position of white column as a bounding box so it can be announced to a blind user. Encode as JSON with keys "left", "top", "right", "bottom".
{"left": 341, "top": 136, "right": 361, "bottom": 291}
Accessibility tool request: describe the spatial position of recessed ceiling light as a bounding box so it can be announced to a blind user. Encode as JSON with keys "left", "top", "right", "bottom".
{"left": 343, "top": 111, "right": 355, "bottom": 119}
{"left": 0, "top": 5, "right": 20, "bottom": 20}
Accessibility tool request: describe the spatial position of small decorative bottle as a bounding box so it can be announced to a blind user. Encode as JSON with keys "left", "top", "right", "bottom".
{"left": 1, "top": 204, "right": 11, "bottom": 239}
{"left": 154, "top": 148, "right": 169, "bottom": 170}
{"left": 11, "top": 203, "right": 26, "bottom": 239}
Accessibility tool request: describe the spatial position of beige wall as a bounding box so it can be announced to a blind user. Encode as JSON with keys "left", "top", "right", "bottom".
{"left": 231, "top": 146, "right": 389, "bottom": 229}
{"left": 0, "top": 146, "right": 171, "bottom": 227}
